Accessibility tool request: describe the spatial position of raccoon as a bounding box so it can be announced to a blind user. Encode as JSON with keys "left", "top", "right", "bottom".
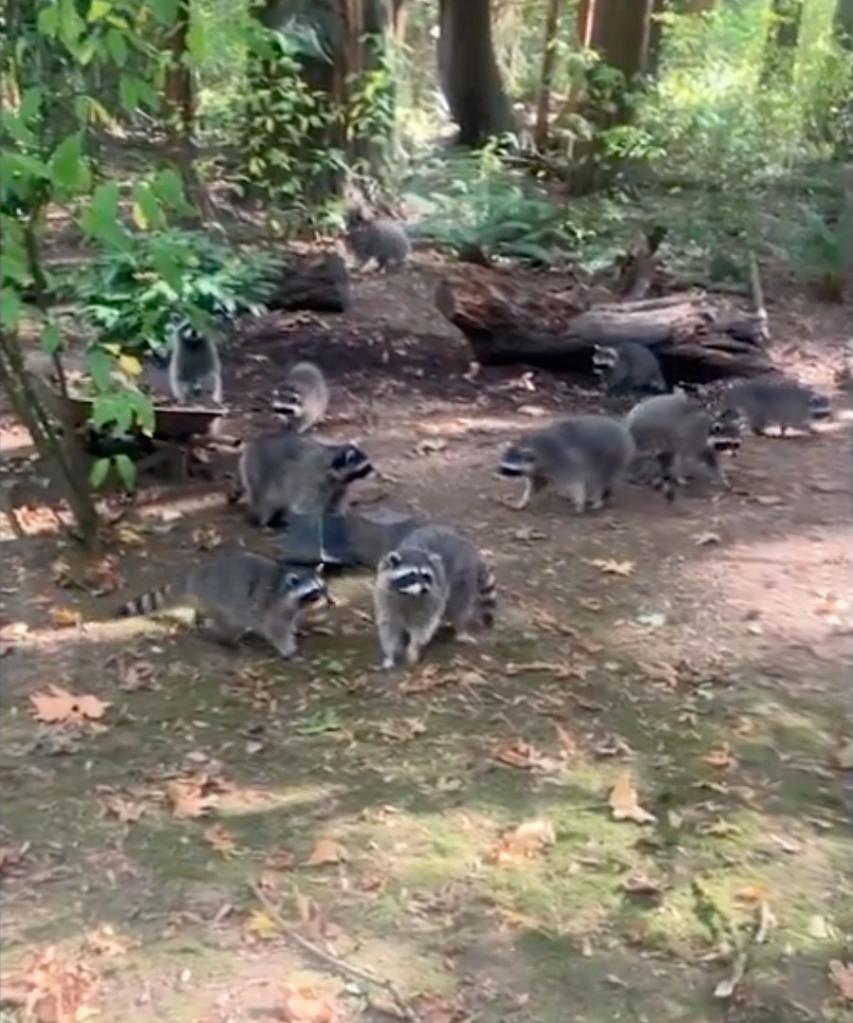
{"left": 118, "top": 550, "right": 328, "bottom": 659}
{"left": 272, "top": 361, "right": 329, "bottom": 433}
{"left": 592, "top": 342, "right": 666, "bottom": 395}
{"left": 498, "top": 415, "right": 636, "bottom": 512}
{"left": 373, "top": 525, "right": 496, "bottom": 670}
{"left": 234, "top": 432, "right": 372, "bottom": 527}
{"left": 345, "top": 207, "right": 411, "bottom": 272}
{"left": 626, "top": 390, "right": 742, "bottom": 499}
{"left": 720, "top": 378, "right": 832, "bottom": 436}
{"left": 168, "top": 322, "right": 223, "bottom": 405}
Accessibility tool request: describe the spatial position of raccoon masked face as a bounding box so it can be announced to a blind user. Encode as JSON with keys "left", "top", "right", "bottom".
{"left": 499, "top": 444, "right": 537, "bottom": 478}
{"left": 382, "top": 551, "right": 436, "bottom": 597}
{"left": 176, "top": 322, "right": 204, "bottom": 348}
{"left": 708, "top": 411, "right": 744, "bottom": 453}
{"left": 272, "top": 387, "right": 303, "bottom": 420}
{"left": 330, "top": 443, "right": 373, "bottom": 483}
{"left": 592, "top": 345, "right": 618, "bottom": 374}
{"left": 283, "top": 567, "right": 329, "bottom": 606}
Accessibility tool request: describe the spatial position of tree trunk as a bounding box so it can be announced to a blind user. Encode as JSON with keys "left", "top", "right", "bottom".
{"left": 437, "top": 0, "right": 515, "bottom": 146}
{"left": 435, "top": 267, "right": 773, "bottom": 383}
{"left": 761, "top": 0, "right": 803, "bottom": 85}
{"left": 391, "top": 0, "right": 408, "bottom": 43}
{"left": 534, "top": 0, "right": 562, "bottom": 150}
{"left": 836, "top": 0, "right": 853, "bottom": 45}
{"left": 577, "top": 0, "right": 655, "bottom": 79}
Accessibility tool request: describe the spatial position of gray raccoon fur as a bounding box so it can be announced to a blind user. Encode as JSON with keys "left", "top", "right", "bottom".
{"left": 168, "top": 322, "right": 223, "bottom": 405}
{"left": 592, "top": 342, "right": 666, "bottom": 395}
{"left": 272, "top": 361, "right": 329, "bottom": 433}
{"left": 721, "top": 378, "right": 832, "bottom": 436}
{"left": 234, "top": 432, "right": 372, "bottom": 528}
{"left": 498, "top": 415, "right": 636, "bottom": 512}
{"left": 626, "top": 390, "right": 742, "bottom": 499}
{"left": 373, "top": 524, "right": 496, "bottom": 669}
{"left": 345, "top": 207, "right": 411, "bottom": 271}
{"left": 118, "top": 550, "right": 328, "bottom": 659}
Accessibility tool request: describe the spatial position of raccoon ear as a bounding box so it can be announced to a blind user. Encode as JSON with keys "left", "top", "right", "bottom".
{"left": 383, "top": 551, "right": 401, "bottom": 569}
{"left": 314, "top": 562, "right": 324, "bottom": 576}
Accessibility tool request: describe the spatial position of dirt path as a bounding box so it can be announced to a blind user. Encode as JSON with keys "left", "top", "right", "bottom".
{"left": 1, "top": 267, "right": 852, "bottom": 1023}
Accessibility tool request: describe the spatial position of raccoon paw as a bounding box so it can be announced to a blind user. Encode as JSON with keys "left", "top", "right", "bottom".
{"left": 381, "top": 655, "right": 396, "bottom": 671}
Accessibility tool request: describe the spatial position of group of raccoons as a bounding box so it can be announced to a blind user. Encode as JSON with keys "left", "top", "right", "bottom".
{"left": 122, "top": 213, "right": 834, "bottom": 673}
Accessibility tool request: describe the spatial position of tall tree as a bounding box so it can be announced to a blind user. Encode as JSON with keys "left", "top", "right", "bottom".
{"left": 534, "top": 0, "right": 563, "bottom": 150}
{"left": 577, "top": 0, "right": 655, "bottom": 80}
{"left": 163, "top": 2, "right": 196, "bottom": 194}
{"left": 437, "top": 0, "right": 514, "bottom": 146}
{"left": 760, "top": 0, "right": 803, "bottom": 85}
{"left": 836, "top": 0, "right": 853, "bottom": 47}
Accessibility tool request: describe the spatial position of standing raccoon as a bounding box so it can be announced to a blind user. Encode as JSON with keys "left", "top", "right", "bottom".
{"left": 118, "top": 550, "right": 328, "bottom": 659}
{"left": 592, "top": 342, "right": 666, "bottom": 395}
{"left": 272, "top": 361, "right": 329, "bottom": 433}
{"left": 234, "top": 432, "right": 372, "bottom": 527}
{"left": 626, "top": 390, "right": 742, "bottom": 499}
{"left": 168, "top": 322, "right": 223, "bottom": 405}
{"left": 720, "top": 378, "right": 832, "bottom": 436}
{"left": 499, "top": 415, "right": 635, "bottom": 512}
{"left": 373, "top": 525, "right": 496, "bottom": 669}
{"left": 345, "top": 207, "right": 411, "bottom": 272}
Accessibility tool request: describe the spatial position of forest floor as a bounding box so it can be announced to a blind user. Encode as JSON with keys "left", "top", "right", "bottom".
{"left": 1, "top": 259, "right": 852, "bottom": 1023}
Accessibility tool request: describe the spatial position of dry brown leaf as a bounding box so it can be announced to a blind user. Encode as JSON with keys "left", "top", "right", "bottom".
{"left": 264, "top": 847, "right": 295, "bottom": 870}
{"left": 608, "top": 771, "right": 656, "bottom": 825}
{"left": 165, "top": 779, "right": 218, "bottom": 819}
{"left": 243, "top": 908, "right": 278, "bottom": 942}
{"left": 553, "top": 720, "right": 578, "bottom": 758}
{"left": 192, "top": 525, "right": 223, "bottom": 551}
{"left": 493, "top": 740, "right": 540, "bottom": 770}
{"left": 50, "top": 606, "right": 82, "bottom": 629}
{"left": 83, "top": 925, "right": 130, "bottom": 958}
{"left": 734, "top": 883, "right": 768, "bottom": 904}
{"left": 621, "top": 872, "right": 663, "bottom": 896}
{"left": 0, "top": 946, "right": 99, "bottom": 1023}
{"left": 29, "top": 685, "right": 110, "bottom": 725}
{"left": 412, "top": 993, "right": 460, "bottom": 1023}
{"left": 489, "top": 819, "right": 556, "bottom": 865}
{"left": 99, "top": 793, "right": 144, "bottom": 824}
{"left": 829, "top": 961, "right": 853, "bottom": 1002}
{"left": 703, "top": 745, "right": 735, "bottom": 769}
{"left": 589, "top": 558, "right": 635, "bottom": 577}
{"left": 203, "top": 823, "right": 237, "bottom": 855}
{"left": 0, "top": 845, "right": 26, "bottom": 878}
{"left": 414, "top": 438, "right": 447, "bottom": 456}
{"left": 280, "top": 984, "right": 339, "bottom": 1023}
{"left": 694, "top": 531, "right": 722, "bottom": 546}
{"left": 304, "top": 837, "right": 348, "bottom": 867}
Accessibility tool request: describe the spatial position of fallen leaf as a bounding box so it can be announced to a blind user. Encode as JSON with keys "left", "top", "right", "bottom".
{"left": 0, "top": 845, "right": 26, "bottom": 878}
{"left": 734, "top": 884, "right": 768, "bottom": 904}
{"left": 29, "top": 685, "right": 110, "bottom": 724}
{"left": 192, "top": 525, "right": 222, "bottom": 551}
{"left": 589, "top": 558, "right": 635, "bottom": 577}
{"left": 0, "top": 946, "right": 99, "bottom": 1022}
{"left": 754, "top": 494, "right": 784, "bottom": 506}
{"left": 50, "top": 606, "right": 82, "bottom": 629}
{"left": 829, "top": 961, "right": 853, "bottom": 1002}
{"left": 244, "top": 908, "right": 279, "bottom": 942}
{"left": 99, "top": 793, "right": 144, "bottom": 824}
{"left": 304, "top": 838, "right": 348, "bottom": 867}
{"left": 638, "top": 660, "right": 679, "bottom": 686}
{"left": 492, "top": 739, "right": 547, "bottom": 770}
{"left": 83, "top": 925, "right": 130, "bottom": 958}
{"left": 264, "top": 847, "right": 295, "bottom": 870}
{"left": 203, "top": 823, "right": 237, "bottom": 855}
{"left": 165, "top": 779, "right": 218, "bottom": 819}
{"left": 512, "top": 526, "right": 548, "bottom": 542}
{"left": 411, "top": 993, "right": 460, "bottom": 1023}
{"left": 694, "top": 531, "right": 721, "bottom": 546}
{"left": 635, "top": 611, "right": 667, "bottom": 628}
{"left": 490, "top": 819, "right": 556, "bottom": 865}
{"left": 414, "top": 437, "right": 447, "bottom": 456}
{"left": 608, "top": 771, "right": 656, "bottom": 825}
{"left": 280, "top": 984, "right": 340, "bottom": 1023}
{"left": 703, "top": 745, "right": 735, "bottom": 769}
{"left": 553, "top": 720, "right": 578, "bottom": 758}
{"left": 621, "top": 872, "right": 663, "bottom": 896}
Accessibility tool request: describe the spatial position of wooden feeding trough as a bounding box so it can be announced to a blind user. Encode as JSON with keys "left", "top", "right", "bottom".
{"left": 28, "top": 373, "right": 227, "bottom": 482}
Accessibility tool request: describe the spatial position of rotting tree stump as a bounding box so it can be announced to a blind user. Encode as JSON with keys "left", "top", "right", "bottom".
{"left": 435, "top": 267, "right": 773, "bottom": 383}
{"left": 266, "top": 252, "right": 350, "bottom": 314}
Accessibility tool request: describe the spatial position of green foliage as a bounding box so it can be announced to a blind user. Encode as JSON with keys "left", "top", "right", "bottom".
{"left": 775, "top": 199, "right": 851, "bottom": 299}
{"left": 408, "top": 144, "right": 572, "bottom": 266}
{"left": 72, "top": 230, "right": 279, "bottom": 353}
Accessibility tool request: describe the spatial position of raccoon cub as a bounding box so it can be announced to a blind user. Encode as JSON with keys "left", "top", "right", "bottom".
{"left": 118, "top": 550, "right": 328, "bottom": 659}
{"left": 373, "top": 525, "right": 496, "bottom": 670}
{"left": 720, "top": 378, "right": 832, "bottom": 436}
{"left": 592, "top": 342, "right": 666, "bottom": 395}
{"left": 626, "top": 390, "right": 741, "bottom": 499}
{"left": 499, "top": 415, "right": 636, "bottom": 512}
{"left": 234, "top": 432, "right": 372, "bottom": 527}
{"left": 168, "top": 322, "right": 223, "bottom": 405}
{"left": 345, "top": 206, "right": 411, "bottom": 272}
{"left": 272, "top": 361, "right": 329, "bottom": 433}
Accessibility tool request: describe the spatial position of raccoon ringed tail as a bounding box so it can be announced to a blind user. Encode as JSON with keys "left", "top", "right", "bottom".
{"left": 120, "top": 584, "right": 172, "bottom": 618}
{"left": 477, "top": 561, "right": 497, "bottom": 628}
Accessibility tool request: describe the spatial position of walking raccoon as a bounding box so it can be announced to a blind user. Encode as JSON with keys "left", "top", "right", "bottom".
{"left": 373, "top": 525, "right": 496, "bottom": 669}
{"left": 272, "top": 361, "right": 329, "bottom": 433}
{"left": 592, "top": 342, "right": 666, "bottom": 395}
{"left": 118, "top": 550, "right": 329, "bottom": 659}
{"left": 345, "top": 207, "right": 411, "bottom": 272}
{"left": 720, "top": 378, "right": 832, "bottom": 436}
{"left": 499, "top": 415, "right": 636, "bottom": 512}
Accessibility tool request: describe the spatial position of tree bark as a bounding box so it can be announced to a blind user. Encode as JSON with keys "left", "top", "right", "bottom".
{"left": 437, "top": 0, "right": 515, "bottom": 146}
{"left": 534, "top": 0, "right": 562, "bottom": 150}
{"left": 577, "top": 0, "right": 655, "bottom": 79}
{"left": 761, "top": 0, "right": 803, "bottom": 85}
{"left": 435, "top": 268, "right": 773, "bottom": 383}
{"left": 836, "top": 0, "right": 853, "bottom": 45}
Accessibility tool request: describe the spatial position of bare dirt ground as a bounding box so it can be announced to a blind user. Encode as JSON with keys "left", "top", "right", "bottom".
{"left": 1, "top": 261, "right": 852, "bottom": 1023}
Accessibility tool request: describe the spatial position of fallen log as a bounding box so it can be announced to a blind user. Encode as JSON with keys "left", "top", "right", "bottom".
{"left": 435, "top": 267, "right": 773, "bottom": 382}
{"left": 265, "top": 252, "right": 350, "bottom": 313}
